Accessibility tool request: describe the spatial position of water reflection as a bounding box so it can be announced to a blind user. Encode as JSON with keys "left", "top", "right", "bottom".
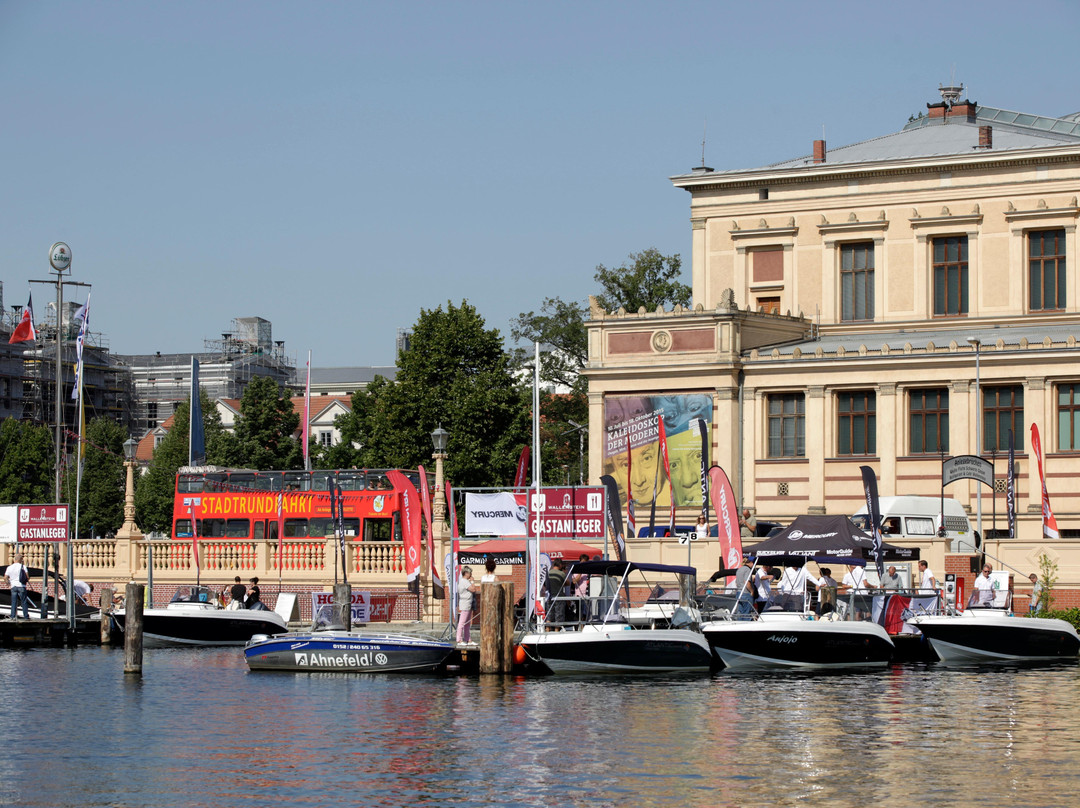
{"left": 1, "top": 649, "right": 1078, "bottom": 807}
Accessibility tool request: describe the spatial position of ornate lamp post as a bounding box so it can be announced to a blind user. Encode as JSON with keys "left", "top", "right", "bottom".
{"left": 430, "top": 425, "right": 448, "bottom": 621}
{"left": 116, "top": 437, "right": 144, "bottom": 541}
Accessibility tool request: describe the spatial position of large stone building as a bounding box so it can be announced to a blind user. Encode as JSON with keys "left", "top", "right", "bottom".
{"left": 586, "top": 87, "right": 1080, "bottom": 565}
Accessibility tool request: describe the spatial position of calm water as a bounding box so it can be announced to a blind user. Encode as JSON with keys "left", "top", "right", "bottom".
{"left": 1, "top": 647, "right": 1078, "bottom": 807}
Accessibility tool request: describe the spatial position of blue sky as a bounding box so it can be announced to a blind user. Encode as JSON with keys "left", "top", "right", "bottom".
{"left": 2, "top": 1, "right": 1078, "bottom": 367}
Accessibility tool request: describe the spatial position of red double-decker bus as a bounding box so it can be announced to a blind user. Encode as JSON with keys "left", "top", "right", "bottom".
{"left": 173, "top": 468, "right": 421, "bottom": 543}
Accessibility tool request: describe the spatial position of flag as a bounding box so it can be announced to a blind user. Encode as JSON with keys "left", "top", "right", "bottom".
{"left": 303, "top": 351, "right": 311, "bottom": 471}
{"left": 387, "top": 470, "right": 423, "bottom": 592}
{"left": 1031, "top": 423, "right": 1059, "bottom": 539}
{"left": 189, "top": 357, "right": 206, "bottom": 466}
{"left": 860, "top": 465, "right": 885, "bottom": 577}
{"left": 709, "top": 465, "right": 742, "bottom": 574}
{"left": 276, "top": 492, "right": 285, "bottom": 574}
{"left": 334, "top": 481, "right": 347, "bottom": 583}
{"left": 513, "top": 446, "right": 530, "bottom": 487}
{"left": 417, "top": 466, "right": 444, "bottom": 599}
{"left": 658, "top": 416, "right": 675, "bottom": 536}
{"left": 8, "top": 294, "right": 36, "bottom": 344}
{"left": 690, "top": 418, "right": 710, "bottom": 521}
{"left": 625, "top": 434, "right": 636, "bottom": 540}
{"left": 446, "top": 481, "right": 459, "bottom": 539}
{"left": 600, "top": 474, "right": 626, "bottom": 562}
{"left": 1007, "top": 428, "right": 1016, "bottom": 539}
{"left": 189, "top": 503, "right": 201, "bottom": 575}
{"left": 71, "top": 292, "right": 90, "bottom": 400}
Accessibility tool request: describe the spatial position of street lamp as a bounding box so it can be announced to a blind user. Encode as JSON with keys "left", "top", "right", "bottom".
{"left": 429, "top": 425, "right": 449, "bottom": 621}
{"left": 117, "top": 437, "right": 144, "bottom": 541}
{"left": 967, "top": 336, "right": 982, "bottom": 544}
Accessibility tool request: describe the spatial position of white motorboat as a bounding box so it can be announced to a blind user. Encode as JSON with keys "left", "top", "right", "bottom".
{"left": 112, "top": 585, "right": 289, "bottom": 647}
{"left": 910, "top": 609, "right": 1080, "bottom": 663}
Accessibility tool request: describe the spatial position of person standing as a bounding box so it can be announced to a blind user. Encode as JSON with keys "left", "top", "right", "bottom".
{"left": 5, "top": 553, "right": 29, "bottom": 620}
{"left": 572, "top": 554, "right": 591, "bottom": 622}
{"left": 456, "top": 566, "right": 478, "bottom": 644}
{"left": 973, "top": 564, "right": 996, "bottom": 607}
{"left": 815, "top": 568, "right": 838, "bottom": 615}
{"left": 228, "top": 576, "right": 246, "bottom": 610}
{"left": 754, "top": 566, "right": 773, "bottom": 612}
{"left": 545, "top": 559, "right": 567, "bottom": 627}
{"left": 779, "top": 564, "right": 810, "bottom": 611}
{"left": 1029, "top": 573, "right": 1045, "bottom": 615}
{"left": 880, "top": 566, "right": 903, "bottom": 591}
{"left": 245, "top": 577, "right": 263, "bottom": 610}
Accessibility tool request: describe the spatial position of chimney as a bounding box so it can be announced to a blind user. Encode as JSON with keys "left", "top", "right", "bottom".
{"left": 948, "top": 100, "right": 977, "bottom": 122}
{"left": 813, "top": 139, "right": 826, "bottom": 164}
{"left": 979, "top": 125, "right": 993, "bottom": 149}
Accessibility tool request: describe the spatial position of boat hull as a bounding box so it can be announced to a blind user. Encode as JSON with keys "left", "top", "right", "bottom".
{"left": 703, "top": 616, "right": 895, "bottom": 670}
{"left": 911, "top": 612, "right": 1080, "bottom": 663}
{"left": 113, "top": 608, "right": 288, "bottom": 647}
{"left": 519, "top": 627, "right": 713, "bottom": 674}
{"left": 244, "top": 632, "right": 456, "bottom": 673}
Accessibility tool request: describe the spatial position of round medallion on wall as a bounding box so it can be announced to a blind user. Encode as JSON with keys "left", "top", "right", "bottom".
{"left": 652, "top": 330, "right": 672, "bottom": 353}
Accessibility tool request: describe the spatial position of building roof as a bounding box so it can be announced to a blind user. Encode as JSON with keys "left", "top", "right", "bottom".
{"left": 672, "top": 96, "right": 1080, "bottom": 181}
{"left": 309, "top": 366, "right": 396, "bottom": 385}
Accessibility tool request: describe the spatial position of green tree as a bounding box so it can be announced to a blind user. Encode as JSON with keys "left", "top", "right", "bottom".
{"left": 60, "top": 417, "right": 127, "bottom": 538}
{"left": 332, "top": 301, "right": 530, "bottom": 487}
{"left": 221, "top": 375, "right": 302, "bottom": 470}
{"left": 134, "top": 390, "right": 228, "bottom": 534}
{"left": 1037, "top": 552, "right": 1058, "bottom": 614}
{"left": 592, "top": 248, "right": 691, "bottom": 314}
{"left": 0, "top": 418, "right": 54, "bottom": 503}
{"left": 510, "top": 297, "right": 589, "bottom": 395}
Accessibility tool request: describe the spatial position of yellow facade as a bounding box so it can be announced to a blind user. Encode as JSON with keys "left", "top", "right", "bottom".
{"left": 585, "top": 95, "right": 1080, "bottom": 590}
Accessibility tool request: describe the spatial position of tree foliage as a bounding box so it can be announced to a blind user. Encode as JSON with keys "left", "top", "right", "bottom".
{"left": 60, "top": 417, "right": 127, "bottom": 538}
{"left": 510, "top": 297, "right": 588, "bottom": 395}
{"left": 0, "top": 418, "right": 54, "bottom": 504}
{"left": 134, "top": 390, "right": 227, "bottom": 535}
{"left": 221, "top": 375, "right": 302, "bottom": 471}
{"left": 331, "top": 301, "right": 530, "bottom": 488}
{"left": 593, "top": 248, "right": 691, "bottom": 314}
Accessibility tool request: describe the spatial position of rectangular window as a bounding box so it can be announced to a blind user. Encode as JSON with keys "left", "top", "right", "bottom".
{"left": 319, "top": 431, "right": 333, "bottom": 447}
{"left": 756, "top": 296, "right": 780, "bottom": 315}
{"left": 1058, "top": 384, "right": 1080, "bottom": 451}
{"left": 147, "top": 402, "right": 158, "bottom": 423}
{"left": 837, "top": 391, "right": 876, "bottom": 456}
{"left": 1030, "top": 229, "right": 1066, "bottom": 312}
{"left": 840, "top": 243, "right": 874, "bottom": 321}
{"left": 768, "top": 394, "right": 805, "bottom": 457}
{"left": 909, "top": 388, "right": 949, "bottom": 454}
{"left": 932, "top": 236, "right": 968, "bottom": 317}
{"left": 983, "top": 386, "right": 1024, "bottom": 452}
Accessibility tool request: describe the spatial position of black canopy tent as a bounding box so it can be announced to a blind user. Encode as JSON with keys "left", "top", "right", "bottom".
{"left": 744, "top": 515, "right": 920, "bottom": 566}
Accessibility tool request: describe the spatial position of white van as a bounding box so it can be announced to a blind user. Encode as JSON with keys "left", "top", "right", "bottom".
{"left": 852, "top": 496, "right": 976, "bottom": 553}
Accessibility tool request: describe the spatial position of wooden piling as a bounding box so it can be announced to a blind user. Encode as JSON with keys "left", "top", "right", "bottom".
{"left": 123, "top": 582, "right": 144, "bottom": 675}
{"left": 100, "top": 586, "right": 115, "bottom": 645}
{"left": 480, "top": 582, "right": 515, "bottom": 673}
{"left": 333, "top": 583, "right": 352, "bottom": 631}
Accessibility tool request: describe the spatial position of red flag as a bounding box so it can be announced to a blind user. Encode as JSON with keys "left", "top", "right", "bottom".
{"left": 276, "top": 492, "right": 285, "bottom": 573}
{"left": 417, "top": 466, "right": 444, "bottom": 599}
{"left": 513, "top": 446, "right": 530, "bottom": 487}
{"left": 446, "top": 481, "right": 459, "bottom": 539}
{"left": 709, "top": 465, "right": 742, "bottom": 574}
{"left": 189, "top": 504, "right": 201, "bottom": 572}
{"left": 8, "top": 294, "right": 36, "bottom": 344}
{"left": 387, "top": 470, "right": 423, "bottom": 591}
{"left": 625, "top": 434, "right": 636, "bottom": 540}
{"left": 658, "top": 417, "right": 675, "bottom": 535}
{"left": 1031, "top": 423, "right": 1059, "bottom": 539}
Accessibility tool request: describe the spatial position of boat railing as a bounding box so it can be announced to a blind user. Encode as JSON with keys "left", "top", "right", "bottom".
{"left": 539, "top": 591, "right": 701, "bottom": 632}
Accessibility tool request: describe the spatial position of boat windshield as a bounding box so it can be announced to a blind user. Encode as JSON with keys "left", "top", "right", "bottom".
{"left": 169, "top": 586, "right": 218, "bottom": 605}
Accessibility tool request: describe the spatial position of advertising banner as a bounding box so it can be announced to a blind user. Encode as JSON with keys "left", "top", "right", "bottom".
{"left": 603, "top": 394, "right": 712, "bottom": 509}
{"left": 311, "top": 591, "right": 398, "bottom": 624}
{"left": 527, "top": 486, "right": 606, "bottom": 538}
{"left": 464, "top": 492, "right": 528, "bottom": 536}
{"left": 16, "top": 504, "right": 69, "bottom": 543}
{"left": 0, "top": 506, "right": 16, "bottom": 543}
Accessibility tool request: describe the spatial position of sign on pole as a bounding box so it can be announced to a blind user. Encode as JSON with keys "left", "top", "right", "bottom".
{"left": 527, "top": 486, "right": 606, "bottom": 539}
{"left": 16, "top": 504, "right": 70, "bottom": 543}
{"left": 942, "top": 455, "right": 994, "bottom": 488}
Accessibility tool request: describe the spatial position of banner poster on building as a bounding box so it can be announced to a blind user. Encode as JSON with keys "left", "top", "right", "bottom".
{"left": 603, "top": 394, "right": 712, "bottom": 510}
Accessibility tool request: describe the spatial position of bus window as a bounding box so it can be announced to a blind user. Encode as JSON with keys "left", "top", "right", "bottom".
{"left": 225, "top": 519, "right": 250, "bottom": 538}
{"left": 284, "top": 519, "right": 309, "bottom": 538}
{"left": 337, "top": 472, "right": 367, "bottom": 491}
{"left": 255, "top": 472, "right": 283, "bottom": 491}
{"left": 228, "top": 472, "right": 256, "bottom": 489}
{"left": 311, "top": 471, "right": 333, "bottom": 491}
{"left": 201, "top": 518, "right": 227, "bottom": 538}
{"left": 204, "top": 473, "right": 227, "bottom": 492}
{"left": 267, "top": 519, "right": 278, "bottom": 544}
{"left": 367, "top": 473, "right": 392, "bottom": 490}
{"left": 365, "top": 518, "right": 393, "bottom": 541}
{"left": 284, "top": 472, "right": 310, "bottom": 491}
{"left": 253, "top": 520, "right": 265, "bottom": 541}
{"left": 310, "top": 517, "right": 359, "bottom": 536}
{"left": 178, "top": 474, "right": 203, "bottom": 493}
{"left": 175, "top": 519, "right": 194, "bottom": 537}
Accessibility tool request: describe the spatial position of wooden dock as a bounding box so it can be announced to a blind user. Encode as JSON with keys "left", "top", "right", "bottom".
{"left": 0, "top": 617, "right": 103, "bottom": 648}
